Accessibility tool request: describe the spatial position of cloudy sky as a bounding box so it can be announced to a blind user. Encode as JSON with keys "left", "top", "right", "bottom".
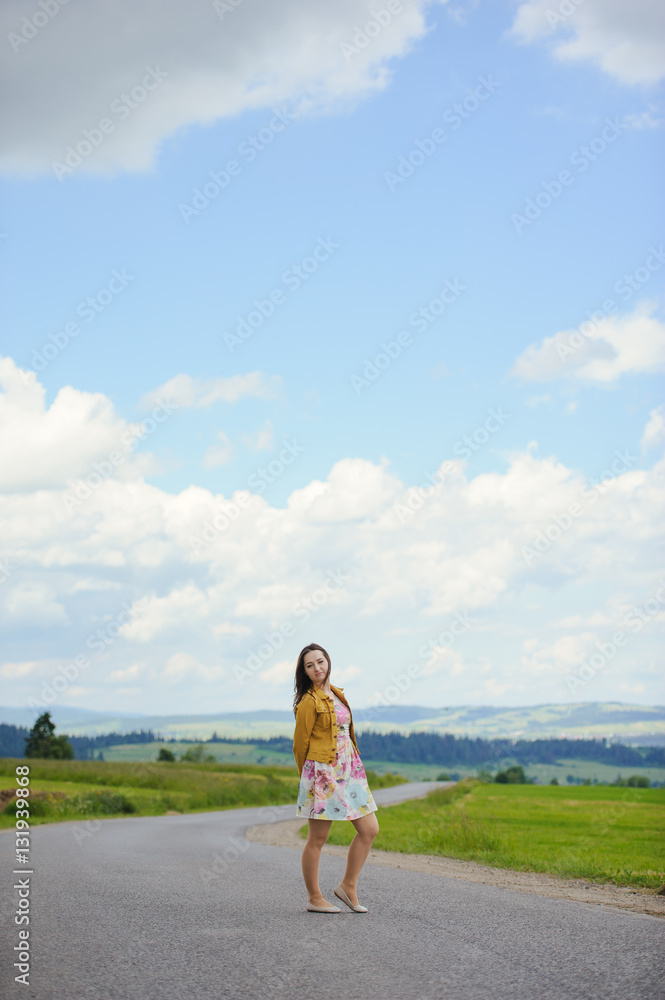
{"left": 1, "top": 0, "right": 664, "bottom": 716}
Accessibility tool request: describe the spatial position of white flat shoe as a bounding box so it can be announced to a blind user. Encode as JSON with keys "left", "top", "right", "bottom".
{"left": 334, "top": 884, "right": 368, "bottom": 913}
{"left": 306, "top": 901, "right": 341, "bottom": 913}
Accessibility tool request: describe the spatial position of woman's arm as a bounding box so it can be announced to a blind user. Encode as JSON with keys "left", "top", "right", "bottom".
{"left": 292, "top": 695, "right": 317, "bottom": 777}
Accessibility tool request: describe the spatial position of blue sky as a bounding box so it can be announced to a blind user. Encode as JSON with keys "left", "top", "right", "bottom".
{"left": 1, "top": 0, "right": 664, "bottom": 717}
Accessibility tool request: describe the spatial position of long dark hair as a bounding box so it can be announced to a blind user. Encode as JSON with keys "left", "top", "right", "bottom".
{"left": 293, "top": 643, "right": 331, "bottom": 714}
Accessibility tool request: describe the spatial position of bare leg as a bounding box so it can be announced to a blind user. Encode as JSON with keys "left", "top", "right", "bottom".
{"left": 340, "top": 812, "right": 379, "bottom": 906}
{"left": 301, "top": 818, "right": 335, "bottom": 906}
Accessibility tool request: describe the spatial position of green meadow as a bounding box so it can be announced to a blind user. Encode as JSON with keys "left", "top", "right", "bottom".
{"left": 0, "top": 758, "right": 403, "bottom": 830}
{"left": 318, "top": 778, "right": 665, "bottom": 890}
{"left": 91, "top": 741, "right": 665, "bottom": 786}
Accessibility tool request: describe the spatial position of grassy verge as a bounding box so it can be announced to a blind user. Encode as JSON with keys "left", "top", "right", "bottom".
{"left": 316, "top": 778, "right": 665, "bottom": 890}
{"left": 0, "top": 759, "right": 404, "bottom": 829}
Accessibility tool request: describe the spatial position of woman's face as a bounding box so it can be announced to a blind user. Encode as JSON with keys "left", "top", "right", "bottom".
{"left": 303, "top": 649, "right": 329, "bottom": 687}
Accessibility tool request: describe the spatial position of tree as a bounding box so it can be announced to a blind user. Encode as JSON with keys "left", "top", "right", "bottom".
{"left": 495, "top": 765, "right": 526, "bottom": 784}
{"left": 157, "top": 747, "right": 176, "bottom": 762}
{"left": 24, "top": 713, "right": 74, "bottom": 759}
{"left": 475, "top": 766, "right": 494, "bottom": 783}
{"left": 180, "top": 744, "right": 216, "bottom": 763}
{"left": 626, "top": 774, "right": 649, "bottom": 788}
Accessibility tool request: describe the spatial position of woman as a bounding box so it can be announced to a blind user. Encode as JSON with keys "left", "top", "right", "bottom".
{"left": 292, "top": 642, "right": 379, "bottom": 913}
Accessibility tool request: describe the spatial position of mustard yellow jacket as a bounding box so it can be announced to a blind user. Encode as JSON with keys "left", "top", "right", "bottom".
{"left": 292, "top": 684, "right": 359, "bottom": 776}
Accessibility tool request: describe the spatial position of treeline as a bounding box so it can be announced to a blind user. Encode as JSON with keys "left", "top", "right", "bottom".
{"left": 1, "top": 721, "right": 664, "bottom": 768}
{"left": 0, "top": 723, "right": 29, "bottom": 758}
{"left": 0, "top": 723, "right": 156, "bottom": 760}
{"left": 67, "top": 730, "right": 156, "bottom": 759}
{"left": 240, "top": 732, "right": 665, "bottom": 768}
{"left": 350, "top": 731, "right": 665, "bottom": 768}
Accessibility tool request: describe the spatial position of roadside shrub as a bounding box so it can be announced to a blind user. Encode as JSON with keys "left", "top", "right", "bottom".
{"left": 4, "top": 791, "right": 68, "bottom": 817}
{"left": 72, "top": 791, "right": 136, "bottom": 815}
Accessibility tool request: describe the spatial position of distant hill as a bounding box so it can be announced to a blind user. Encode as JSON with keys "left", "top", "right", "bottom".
{"left": 1, "top": 702, "right": 663, "bottom": 744}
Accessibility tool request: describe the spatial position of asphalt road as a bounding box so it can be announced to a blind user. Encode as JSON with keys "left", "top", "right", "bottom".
{"left": 1, "top": 781, "right": 663, "bottom": 1000}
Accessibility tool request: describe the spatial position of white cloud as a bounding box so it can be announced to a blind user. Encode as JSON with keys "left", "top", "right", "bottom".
{"left": 510, "top": 0, "right": 665, "bottom": 86}
{"left": 258, "top": 659, "right": 296, "bottom": 685}
{"left": 0, "top": 356, "right": 151, "bottom": 492}
{"left": 478, "top": 678, "right": 510, "bottom": 697}
{"left": 120, "top": 584, "right": 211, "bottom": 642}
{"left": 243, "top": 419, "right": 274, "bottom": 452}
{"left": 333, "top": 664, "right": 362, "bottom": 683}
{"left": 0, "top": 660, "right": 44, "bottom": 679}
{"left": 109, "top": 662, "right": 146, "bottom": 683}
{"left": 623, "top": 107, "right": 665, "bottom": 130}
{"left": 140, "top": 372, "right": 279, "bottom": 410}
{"left": 3, "top": 582, "right": 68, "bottom": 626}
{"left": 421, "top": 647, "right": 468, "bottom": 677}
{"left": 162, "top": 652, "right": 225, "bottom": 683}
{"left": 641, "top": 404, "right": 665, "bottom": 451}
{"left": 510, "top": 301, "right": 665, "bottom": 383}
{"left": 521, "top": 633, "right": 596, "bottom": 675}
{"left": 0, "top": 0, "right": 443, "bottom": 176}
{"left": 203, "top": 431, "right": 234, "bottom": 469}
{"left": 287, "top": 456, "right": 401, "bottom": 522}
{"left": 1, "top": 359, "right": 664, "bottom": 710}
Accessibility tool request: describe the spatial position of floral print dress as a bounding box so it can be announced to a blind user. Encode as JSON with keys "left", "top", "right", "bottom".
{"left": 296, "top": 693, "right": 378, "bottom": 821}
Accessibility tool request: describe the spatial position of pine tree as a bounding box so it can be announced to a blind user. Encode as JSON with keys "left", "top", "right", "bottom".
{"left": 24, "top": 712, "right": 74, "bottom": 759}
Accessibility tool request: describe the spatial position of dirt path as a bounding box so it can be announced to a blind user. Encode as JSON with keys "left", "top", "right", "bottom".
{"left": 245, "top": 817, "right": 665, "bottom": 919}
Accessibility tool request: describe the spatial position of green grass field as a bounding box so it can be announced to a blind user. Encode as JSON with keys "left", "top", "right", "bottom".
{"left": 0, "top": 758, "right": 404, "bottom": 830}
{"left": 94, "top": 741, "right": 665, "bottom": 786}
{"left": 317, "top": 778, "right": 665, "bottom": 890}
